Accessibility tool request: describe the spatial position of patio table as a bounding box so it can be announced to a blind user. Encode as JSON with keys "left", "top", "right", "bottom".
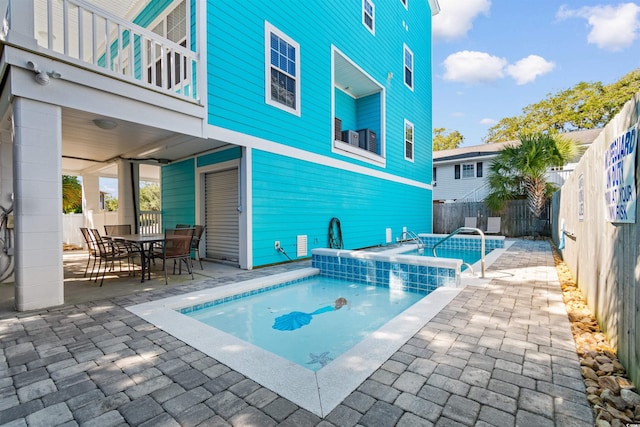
{"left": 106, "top": 233, "right": 165, "bottom": 283}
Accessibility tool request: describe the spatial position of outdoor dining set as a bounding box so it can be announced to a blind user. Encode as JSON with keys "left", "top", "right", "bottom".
{"left": 79, "top": 224, "right": 205, "bottom": 286}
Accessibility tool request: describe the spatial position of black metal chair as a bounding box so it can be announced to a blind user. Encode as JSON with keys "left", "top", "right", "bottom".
{"left": 154, "top": 228, "right": 195, "bottom": 285}
{"left": 190, "top": 225, "right": 205, "bottom": 269}
{"left": 89, "top": 229, "right": 136, "bottom": 286}
{"left": 79, "top": 227, "right": 99, "bottom": 278}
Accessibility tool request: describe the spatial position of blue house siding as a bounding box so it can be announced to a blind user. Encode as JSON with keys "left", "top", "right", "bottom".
{"left": 142, "top": 0, "right": 436, "bottom": 269}
{"left": 206, "top": 0, "right": 433, "bottom": 183}
{"left": 197, "top": 147, "right": 242, "bottom": 168}
{"left": 251, "top": 150, "right": 432, "bottom": 266}
{"left": 161, "top": 158, "right": 196, "bottom": 228}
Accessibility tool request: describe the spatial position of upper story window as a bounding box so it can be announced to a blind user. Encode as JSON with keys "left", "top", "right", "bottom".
{"left": 455, "top": 162, "right": 483, "bottom": 179}
{"left": 332, "top": 47, "right": 385, "bottom": 166}
{"left": 404, "top": 44, "right": 414, "bottom": 90}
{"left": 404, "top": 119, "right": 414, "bottom": 161}
{"left": 147, "top": 0, "right": 187, "bottom": 89}
{"left": 265, "top": 22, "right": 301, "bottom": 115}
{"left": 363, "top": 0, "right": 375, "bottom": 34}
{"left": 462, "top": 163, "right": 474, "bottom": 178}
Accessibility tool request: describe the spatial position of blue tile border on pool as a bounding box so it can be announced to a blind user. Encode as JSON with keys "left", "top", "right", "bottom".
{"left": 176, "top": 276, "right": 312, "bottom": 314}
{"left": 418, "top": 235, "right": 504, "bottom": 251}
{"left": 312, "top": 248, "right": 460, "bottom": 293}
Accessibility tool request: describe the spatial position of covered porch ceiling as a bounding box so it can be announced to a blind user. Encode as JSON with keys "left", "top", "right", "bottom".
{"left": 57, "top": 106, "right": 226, "bottom": 181}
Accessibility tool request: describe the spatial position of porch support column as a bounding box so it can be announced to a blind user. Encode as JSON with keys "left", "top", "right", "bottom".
{"left": 13, "top": 97, "right": 63, "bottom": 311}
{"left": 81, "top": 174, "right": 100, "bottom": 231}
{"left": 117, "top": 159, "right": 139, "bottom": 232}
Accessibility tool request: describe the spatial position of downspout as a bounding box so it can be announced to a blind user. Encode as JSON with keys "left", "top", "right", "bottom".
{"left": 131, "top": 162, "right": 139, "bottom": 232}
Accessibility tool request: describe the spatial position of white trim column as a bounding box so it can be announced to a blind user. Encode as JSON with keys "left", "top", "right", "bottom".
{"left": 81, "top": 174, "right": 100, "bottom": 232}
{"left": 13, "top": 97, "right": 63, "bottom": 311}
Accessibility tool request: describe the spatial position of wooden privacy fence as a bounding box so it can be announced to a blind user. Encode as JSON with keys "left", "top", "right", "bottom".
{"left": 551, "top": 91, "right": 640, "bottom": 387}
{"left": 432, "top": 199, "right": 550, "bottom": 237}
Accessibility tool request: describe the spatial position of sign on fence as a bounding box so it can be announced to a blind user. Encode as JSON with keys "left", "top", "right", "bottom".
{"left": 604, "top": 125, "right": 637, "bottom": 223}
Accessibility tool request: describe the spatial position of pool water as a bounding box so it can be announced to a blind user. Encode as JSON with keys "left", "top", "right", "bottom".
{"left": 183, "top": 276, "right": 426, "bottom": 371}
{"left": 404, "top": 246, "right": 490, "bottom": 269}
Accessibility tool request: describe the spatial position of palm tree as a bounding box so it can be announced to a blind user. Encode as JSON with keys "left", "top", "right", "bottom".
{"left": 485, "top": 133, "right": 576, "bottom": 220}
{"left": 62, "top": 175, "right": 82, "bottom": 213}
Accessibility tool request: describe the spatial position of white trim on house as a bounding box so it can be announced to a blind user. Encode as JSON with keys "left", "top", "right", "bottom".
{"left": 206, "top": 123, "right": 429, "bottom": 190}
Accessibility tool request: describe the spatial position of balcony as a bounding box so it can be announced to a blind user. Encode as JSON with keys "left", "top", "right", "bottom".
{"left": 1, "top": 0, "right": 201, "bottom": 104}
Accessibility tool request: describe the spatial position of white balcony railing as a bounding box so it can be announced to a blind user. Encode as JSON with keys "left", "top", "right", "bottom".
{"left": 139, "top": 211, "right": 162, "bottom": 235}
{"left": 3, "top": 0, "right": 200, "bottom": 102}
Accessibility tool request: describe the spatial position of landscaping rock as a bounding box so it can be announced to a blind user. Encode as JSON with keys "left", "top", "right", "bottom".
{"left": 552, "top": 245, "right": 640, "bottom": 427}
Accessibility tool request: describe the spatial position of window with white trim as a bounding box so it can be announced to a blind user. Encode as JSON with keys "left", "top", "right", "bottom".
{"left": 265, "top": 22, "right": 301, "bottom": 115}
{"left": 363, "top": 0, "right": 375, "bottom": 34}
{"left": 462, "top": 163, "right": 475, "bottom": 178}
{"left": 147, "top": 0, "right": 187, "bottom": 89}
{"left": 404, "top": 119, "right": 414, "bottom": 161}
{"left": 404, "top": 44, "right": 413, "bottom": 90}
{"left": 401, "top": 0, "right": 408, "bottom": 9}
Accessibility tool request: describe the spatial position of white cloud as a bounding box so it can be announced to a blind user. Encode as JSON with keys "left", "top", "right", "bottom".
{"left": 557, "top": 3, "right": 640, "bottom": 51}
{"left": 433, "top": 0, "right": 491, "bottom": 41}
{"left": 506, "top": 55, "right": 555, "bottom": 85}
{"left": 480, "top": 118, "right": 497, "bottom": 125}
{"left": 442, "top": 51, "right": 506, "bottom": 84}
{"left": 452, "top": 112, "right": 465, "bottom": 117}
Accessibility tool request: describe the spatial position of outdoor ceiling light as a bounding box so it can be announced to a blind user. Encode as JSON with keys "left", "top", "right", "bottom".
{"left": 93, "top": 118, "right": 118, "bottom": 130}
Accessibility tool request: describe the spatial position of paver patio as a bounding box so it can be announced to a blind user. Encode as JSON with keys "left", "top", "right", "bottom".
{"left": 0, "top": 239, "right": 593, "bottom": 426}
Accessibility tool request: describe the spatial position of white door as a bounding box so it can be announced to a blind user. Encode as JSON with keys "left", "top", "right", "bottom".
{"left": 205, "top": 168, "right": 239, "bottom": 264}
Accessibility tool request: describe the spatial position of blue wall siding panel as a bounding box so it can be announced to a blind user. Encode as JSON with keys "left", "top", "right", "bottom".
{"left": 335, "top": 89, "right": 357, "bottom": 133}
{"left": 161, "top": 159, "right": 196, "bottom": 227}
{"left": 251, "top": 150, "right": 432, "bottom": 266}
{"left": 356, "top": 93, "right": 380, "bottom": 137}
{"left": 197, "top": 147, "right": 242, "bottom": 168}
{"left": 207, "top": 0, "right": 433, "bottom": 184}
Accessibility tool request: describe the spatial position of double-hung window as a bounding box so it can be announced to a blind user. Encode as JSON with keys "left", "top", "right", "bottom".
{"left": 404, "top": 44, "right": 414, "bottom": 90}
{"left": 462, "top": 163, "right": 475, "bottom": 178}
{"left": 265, "top": 22, "right": 301, "bottom": 115}
{"left": 363, "top": 0, "right": 375, "bottom": 34}
{"left": 404, "top": 119, "right": 414, "bottom": 161}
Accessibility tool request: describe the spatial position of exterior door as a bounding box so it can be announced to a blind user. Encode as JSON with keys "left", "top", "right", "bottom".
{"left": 204, "top": 168, "right": 239, "bottom": 264}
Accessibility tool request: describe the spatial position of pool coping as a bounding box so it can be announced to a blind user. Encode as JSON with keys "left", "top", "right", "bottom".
{"left": 126, "top": 268, "right": 462, "bottom": 417}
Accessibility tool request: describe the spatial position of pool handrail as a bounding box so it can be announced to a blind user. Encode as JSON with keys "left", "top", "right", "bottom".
{"left": 432, "top": 227, "right": 485, "bottom": 278}
{"left": 399, "top": 230, "right": 424, "bottom": 249}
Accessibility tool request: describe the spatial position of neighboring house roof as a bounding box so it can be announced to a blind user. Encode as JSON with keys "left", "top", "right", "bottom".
{"left": 433, "top": 128, "right": 603, "bottom": 163}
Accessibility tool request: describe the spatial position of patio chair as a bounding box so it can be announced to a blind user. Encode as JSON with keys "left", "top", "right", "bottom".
{"left": 89, "top": 228, "right": 136, "bottom": 286}
{"left": 79, "top": 227, "right": 99, "bottom": 278}
{"left": 104, "top": 224, "right": 137, "bottom": 264}
{"left": 190, "top": 225, "right": 205, "bottom": 269}
{"left": 486, "top": 217, "right": 501, "bottom": 234}
{"left": 464, "top": 217, "right": 477, "bottom": 228}
{"left": 176, "top": 223, "right": 191, "bottom": 228}
{"left": 155, "top": 227, "right": 195, "bottom": 285}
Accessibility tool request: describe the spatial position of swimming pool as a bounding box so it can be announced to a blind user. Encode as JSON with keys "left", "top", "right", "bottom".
{"left": 181, "top": 276, "right": 426, "bottom": 371}
{"left": 127, "top": 268, "right": 462, "bottom": 417}
{"left": 401, "top": 247, "right": 491, "bottom": 270}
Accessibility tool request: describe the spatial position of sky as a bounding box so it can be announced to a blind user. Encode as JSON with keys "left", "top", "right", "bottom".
{"left": 431, "top": 0, "right": 640, "bottom": 147}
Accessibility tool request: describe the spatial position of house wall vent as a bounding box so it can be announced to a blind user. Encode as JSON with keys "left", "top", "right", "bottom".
{"left": 297, "top": 235, "right": 308, "bottom": 257}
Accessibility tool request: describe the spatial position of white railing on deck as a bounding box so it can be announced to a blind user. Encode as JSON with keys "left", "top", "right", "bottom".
{"left": 139, "top": 211, "right": 161, "bottom": 235}
{"left": 23, "top": 0, "right": 199, "bottom": 101}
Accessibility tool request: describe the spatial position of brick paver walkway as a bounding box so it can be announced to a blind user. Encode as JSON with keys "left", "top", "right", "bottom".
{"left": 0, "top": 240, "right": 593, "bottom": 426}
